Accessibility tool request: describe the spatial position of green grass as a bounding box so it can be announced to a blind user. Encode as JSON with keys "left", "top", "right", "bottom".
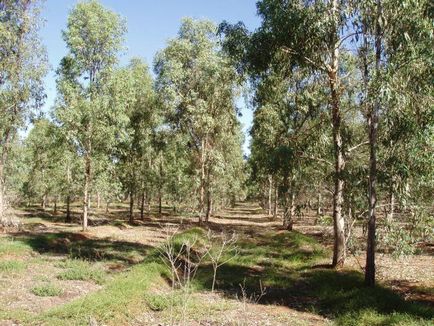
{"left": 31, "top": 284, "right": 63, "bottom": 297}
{"left": 0, "top": 237, "right": 32, "bottom": 256}
{"left": 57, "top": 259, "right": 106, "bottom": 284}
{"left": 40, "top": 262, "right": 167, "bottom": 325}
{"left": 0, "top": 260, "right": 26, "bottom": 273}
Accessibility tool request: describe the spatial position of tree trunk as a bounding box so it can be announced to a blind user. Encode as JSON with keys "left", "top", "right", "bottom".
{"left": 283, "top": 191, "right": 295, "bottom": 231}
{"left": 140, "top": 191, "right": 145, "bottom": 220}
{"left": 0, "top": 161, "right": 5, "bottom": 220}
{"left": 330, "top": 0, "right": 346, "bottom": 267}
{"left": 198, "top": 140, "right": 206, "bottom": 224}
{"left": 387, "top": 191, "right": 395, "bottom": 223}
{"left": 317, "top": 192, "right": 322, "bottom": 216}
{"left": 42, "top": 193, "right": 47, "bottom": 210}
{"left": 365, "top": 0, "right": 381, "bottom": 287}
{"left": 66, "top": 195, "right": 72, "bottom": 223}
{"left": 273, "top": 185, "right": 278, "bottom": 219}
{"left": 129, "top": 189, "right": 134, "bottom": 224}
{"left": 54, "top": 196, "right": 57, "bottom": 215}
{"left": 268, "top": 175, "right": 272, "bottom": 216}
{"left": 206, "top": 191, "right": 212, "bottom": 222}
{"left": 82, "top": 153, "right": 91, "bottom": 231}
{"left": 97, "top": 191, "right": 101, "bottom": 209}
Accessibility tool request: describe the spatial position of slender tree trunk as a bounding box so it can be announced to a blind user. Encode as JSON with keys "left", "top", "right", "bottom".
{"left": 97, "top": 191, "right": 101, "bottom": 209}
{"left": 330, "top": 0, "right": 346, "bottom": 267}
{"left": 387, "top": 190, "right": 395, "bottom": 223}
{"left": 106, "top": 201, "right": 109, "bottom": 213}
{"left": 365, "top": 0, "right": 381, "bottom": 287}
{"left": 66, "top": 195, "right": 71, "bottom": 223}
{"left": 206, "top": 191, "right": 212, "bottom": 222}
{"left": 273, "top": 185, "right": 278, "bottom": 220}
{"left": 54, "top": 196, "right": 57, "bottom": 215}
{"left": 146, "top": 192, "right": 151, "bottom": 216}
{"left": 317, "top": 192, "right": 322, "bottom": 216}
{"left": 198, "top": 140, "right": 206, "bottom": 224}
{"left": 42, "top": 193, "right": 47, "bottom": 210}
{"left": 268, "top": 175, "right": 272, "bottom": 216}
{"left": 283, "top": 191, "right": 295, "bottom": 231}
{"left": 129, "top": 189, "right": 134, "bottom": 224}
{"left": 140, "top": 191, "right": 145, "bottom": 220}
{"left": 0, "top": 161, "right": 5, "bottom": 220}
{"left": 0, "top": 128, "right": 12, "bottom": 221}
{"left": 82, "top": 152, "right": 91, "bottom": 231}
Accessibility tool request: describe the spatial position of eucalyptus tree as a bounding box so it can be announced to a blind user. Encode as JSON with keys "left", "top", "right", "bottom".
{"left": 0, "top": 0, "right": 47, "bottom": 221}
{"left": 110, "top": 58, "right": 157, "bottom": 222}
{"left": 155, "top": 18, "right": 243, "bottom": 223}
{"left": 220, "top": 0, "right": 375, "bottom": 267}
{"left": 55, "top": 0, "right": 126, "bottom": 230}
{"left": 356, "top": 0, "right": 434, "bottom": 286}
{"left": 250, "top": 65, "right": 330, "bottom": 230}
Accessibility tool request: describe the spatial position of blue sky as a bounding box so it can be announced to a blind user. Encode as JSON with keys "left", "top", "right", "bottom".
{"left": 40, "top": 0, "right": 260, "bottom": 154}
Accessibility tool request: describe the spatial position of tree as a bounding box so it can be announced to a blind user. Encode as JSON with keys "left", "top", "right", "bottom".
{"left": 114, "top": 58, "right": 157, "bottom": 223}
{"left": 220, "top": 0, "right": 362, "bottom": 266}
{"left": 155, "top": 18, "right": 244, "bottom": 223}
{"left": 0, "top": 0, "right": 47, "bottom": 222}
{"left": 358, "top": 0, "right": 434, "bottom": 286}
{"left": 56, "top": 0, "right": 126, "bottom": 230}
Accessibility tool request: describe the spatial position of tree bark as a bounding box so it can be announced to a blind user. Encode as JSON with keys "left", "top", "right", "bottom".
{"left": 54, "top": 196, "right": 58, "bottom": 215}
{"left": 0, "top": 161, "right": 5, "bottom": 220}
{"left": 273, "top": 184, "right": 278, "bottom": 219}
{"left": 268, "top": 175, "right": 272, "bottom": 216}
{"left": 330, "top": 0, "right": 346, "bottom": 268}
{"left": 42, "top": 193, "right": 47, "bottom": 210}
{"left": 206, "top": 190, "right": 212, "bottom": 222}
{"left": 140, "top": 191, "right": 145, "bottom": 220}
{"left": 66, "top": 195, "right": 72, "bottom": 223}
{"left": 387, "top": 190, "right": 395, "bottom": 223}
{"left": 198, "top": 139, "right": 206, "bottom": 224}
{"left": 283, "top": 191, "right": 295, "bottom": 231}
{"left": 97, "top": 191, "right": 101, "bottom": 209}
{"left": 82, "top": 152, "right": 91, "bottom": 231}
{"left": 365, "top": 0, "right": 381, "bottom": 287}
{"left": 129, "top": 189, "right": 134, "bottom": 224}
{"left": 317, "top": 192, "right": 322, "bottom": 216}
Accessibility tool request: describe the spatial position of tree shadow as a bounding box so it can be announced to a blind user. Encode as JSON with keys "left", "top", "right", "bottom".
{"left": 193, "top": 231, "right": 434, "bottom": 323}
{"left": 7, "top": 231, "right": 152, "bottom": 264}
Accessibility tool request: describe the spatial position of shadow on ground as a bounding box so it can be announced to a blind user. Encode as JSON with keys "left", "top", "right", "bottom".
{"left": 7, "top": 231, "right": 152, "bottom": 264}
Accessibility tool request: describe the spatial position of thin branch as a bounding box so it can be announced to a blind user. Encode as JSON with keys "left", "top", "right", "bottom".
{"left": 347, "top": 141, "right": 369, "bottom": 153}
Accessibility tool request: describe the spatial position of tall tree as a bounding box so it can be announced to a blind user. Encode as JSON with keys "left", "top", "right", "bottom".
{"left": 155, "top": 18, "right": 243, "bottom": 223}
{"left": 56, "top": 0, "right": 126, "bottom": 230}
{"left": 220, "top": 0, "right": 358, "bottom": 266}
{"left": 0, "top": 0, "right": 47, "bottom": 222}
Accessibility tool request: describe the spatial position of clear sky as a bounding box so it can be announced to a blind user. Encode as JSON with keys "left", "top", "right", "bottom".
{"left": 40, "top": 0, "right": 260, "bottom": 155}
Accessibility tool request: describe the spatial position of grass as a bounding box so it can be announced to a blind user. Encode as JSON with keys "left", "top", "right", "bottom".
{"left": 0, "top": 260, "right": 26, "bottom": 273}
{"left": 57, "top": 259, "right": 106, "bottom": 284}
{"left": 31, "top": 283, "right": 63, "bottom": 297}
{"left": 0, "top": 237, "right": 32, "bottom": 256}
{"left": 40, "top": 262, "right": 167, "bottom": 325}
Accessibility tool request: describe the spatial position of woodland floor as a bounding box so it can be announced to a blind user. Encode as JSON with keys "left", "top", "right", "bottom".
{"left": 0, "top": 202, "right": 433, "bottom": 325}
